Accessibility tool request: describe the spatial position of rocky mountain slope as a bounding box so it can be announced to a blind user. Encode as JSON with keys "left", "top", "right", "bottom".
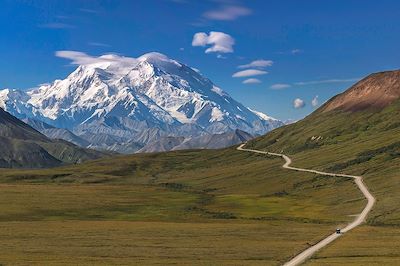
{"left": 0, "top": 108, "right": 104, "bottom": 168}
{"left": 138, "top": 129, "right": 253, "bottom": 153}
{"left": 320, "top": 70, "right": 400, "bottom": 113}
{"left": 0, "top": 52, "right": 283, "bottom": 153}
{"left": 23, "top": 118, "right": 90, "bottom": 147}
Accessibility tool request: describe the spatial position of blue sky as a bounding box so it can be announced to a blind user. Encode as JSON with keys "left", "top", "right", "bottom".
{"left": 1, "top": 0, "right": 399, "bottom": 120}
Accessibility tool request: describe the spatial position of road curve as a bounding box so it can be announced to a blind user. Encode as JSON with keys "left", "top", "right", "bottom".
{"left": 237, "top": 143, "right": 375, "bottom": 266}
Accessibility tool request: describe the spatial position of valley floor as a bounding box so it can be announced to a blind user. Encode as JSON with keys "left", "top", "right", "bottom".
{"left": 306, "top": 225, "right": 400, "bottom": 265}
{"left": 0, "top": 220, "right": 331, "bottom": 265}
{"left": 0, "top": 148, "right": 368, "bottom": 265}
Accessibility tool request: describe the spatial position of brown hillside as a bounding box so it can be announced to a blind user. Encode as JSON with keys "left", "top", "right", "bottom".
{"left": 320, "top": 70, "right": 400, "bottom": 113}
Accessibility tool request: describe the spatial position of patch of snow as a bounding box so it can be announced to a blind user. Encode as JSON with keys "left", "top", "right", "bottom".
{"left": 169, "top": 109, "right": 192, "bottom": 124}
{"left": 209, "top": 107, "right": 224, "bottom": 122}
{"left": 211, "top": 85, "right": 225, "bottom": 96}
{"left": 247, "top": 107, "right": 278, "bottom": 121}
{"left": 191, "top": 67, "right": 201, "bottom": 73}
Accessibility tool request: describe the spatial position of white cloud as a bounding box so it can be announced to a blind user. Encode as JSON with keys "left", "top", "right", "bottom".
{"left": 203, "top": 5, "right": 252, "bottom": 21}
{"left": 192, "top": 32, "right": 208, "bottom": 46}
{"left": 55, "top": 15, "right": 71, "bottom": 19}
{"left": 232, "top": 69, "right": 268, "bottom": 78}
{"left": 192, "top": 31, "right": 235, "bottom": 53}
{"left": 217, "top": 54, "right": 227, "bottom": 59}
{"left": 179, "top": 47, "right": 185, "bottom": 51}
{"left": 55, "top": 51, "right": 137, "bottom": 66}
{"left": 293, "top": 98, "right": 305, "bottom": 109}
{"left": 242, "top": 78, "right": 261, "bottom": 84}
{"left": 88, "top": 42, "right": 110, "bottom": 47}
{"left": 238, "top": 59, "right": 273, "bottom": 69}
{"left": 291, "top": 49, "right": 302, "bottom": 54}
{"left": 38, "top": 23, "right": 75, "bottom": 29}
{"left": 295, "top": 78, "right": 360, "bottom": 85}
{"left": 79, "top": 8, "right": 100, "bottom": 14}
{"left": 276, "top": 49, "right": 303, "bottom": 55}
{"left": 312, "top": 95, "right": 319, "bottom": 107}
{"left": 270, "top": 83, "right": 291, "bottom": 90}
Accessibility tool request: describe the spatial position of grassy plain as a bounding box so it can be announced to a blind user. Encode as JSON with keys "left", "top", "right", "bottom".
{"left": 306, "top": 226, "right": 400, "bottom": 265}
{"left": 0, "top": 148, "right": 365, "bottom": 265}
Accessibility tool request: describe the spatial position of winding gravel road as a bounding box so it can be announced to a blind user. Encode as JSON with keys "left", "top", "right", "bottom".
{"left": 237, "top": 144, "right": 375, "bottom": 266}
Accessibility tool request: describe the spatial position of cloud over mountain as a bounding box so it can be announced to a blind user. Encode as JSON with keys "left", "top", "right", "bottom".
{"left": 293, "top": 98, "right": 305, "bottom": 109}
{"left": 243, "top": 78, "right": 261, "bottom": 84}
{"left": 192, "top": 31, "right": 235, "bottom": 53}
{"left": 312, "top": 95, "right": 319, "bottom": 107}
{"left": 55, "top": 51, "right": 137, "bottom": 66}
{"left": 270, "top": 83, "right": 291, "bottom": 90}
{"left": 232, "top": 69, "right": 268, "bottom": 78}
{"left": 203, "top": 5, "right": 251, "bottom": 21}
{"left": 295, "top": 78, "right": 360, "bottom": 85}
{"left": 238, "top": 59, "right": 273, "bottom": 69}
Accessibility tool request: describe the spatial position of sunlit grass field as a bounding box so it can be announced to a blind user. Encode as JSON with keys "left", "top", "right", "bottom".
{"left": 0, "top": 220, "right": 332, "bottom": 265}
{"left": 0, "top": 148, "right": 365, "bottom": 265}
{"left": 306, "top": 226, "right": 400, "bottom": 265}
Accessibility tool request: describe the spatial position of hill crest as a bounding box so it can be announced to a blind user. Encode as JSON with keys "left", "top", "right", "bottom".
{"left": 320, "top": 70, "right": 400, "bottom": 113}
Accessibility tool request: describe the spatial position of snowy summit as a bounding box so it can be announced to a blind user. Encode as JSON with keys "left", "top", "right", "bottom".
{"left": 0, "top": 52, "right": 283, "bottom": 152}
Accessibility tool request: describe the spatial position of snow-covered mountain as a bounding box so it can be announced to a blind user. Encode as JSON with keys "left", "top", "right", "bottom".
{"left": 0, "top": 52, "right": 283, "bottom": 152}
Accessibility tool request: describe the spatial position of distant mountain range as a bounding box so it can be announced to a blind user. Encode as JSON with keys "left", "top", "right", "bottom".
{"left": 0, "top": 52, "right": 283, "bottom": 153}
{"left": 138, "top": 129, "right": 253, "bottom": 153}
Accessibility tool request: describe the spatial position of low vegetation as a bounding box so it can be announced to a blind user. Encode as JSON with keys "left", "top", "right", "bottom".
{"left": 247, "top": 99, "right": 400, "bottom": 263}
{"left": 0, "top": 147, "right": 364, "bottom": 264}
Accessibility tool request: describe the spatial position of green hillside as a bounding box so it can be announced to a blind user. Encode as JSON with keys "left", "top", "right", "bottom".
{"left": 247, "top": 98, "right": 400, "bottom": 227}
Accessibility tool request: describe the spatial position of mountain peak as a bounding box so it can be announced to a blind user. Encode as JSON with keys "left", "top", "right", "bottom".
{"left": 0, "top": 52, "right": 283, "bottom": 151}
{"left": 321, "top": 70, "right": 400, "bottom": 113}
{"left": 137, "top": 52, "right": 186, "bottom": 75}
{"left": 138, "top": 52, "right": 175, "bottom": 64}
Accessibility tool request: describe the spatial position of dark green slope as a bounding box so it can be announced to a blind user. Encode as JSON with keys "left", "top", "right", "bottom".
{"left": 0, "top": 136, "right": 60, "bottom": 168}
{"left": 0, "top": 107, "right": 49, "bottom": 141}
{"left": 0, "top": 108, "right": 105, "bottom": 168}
